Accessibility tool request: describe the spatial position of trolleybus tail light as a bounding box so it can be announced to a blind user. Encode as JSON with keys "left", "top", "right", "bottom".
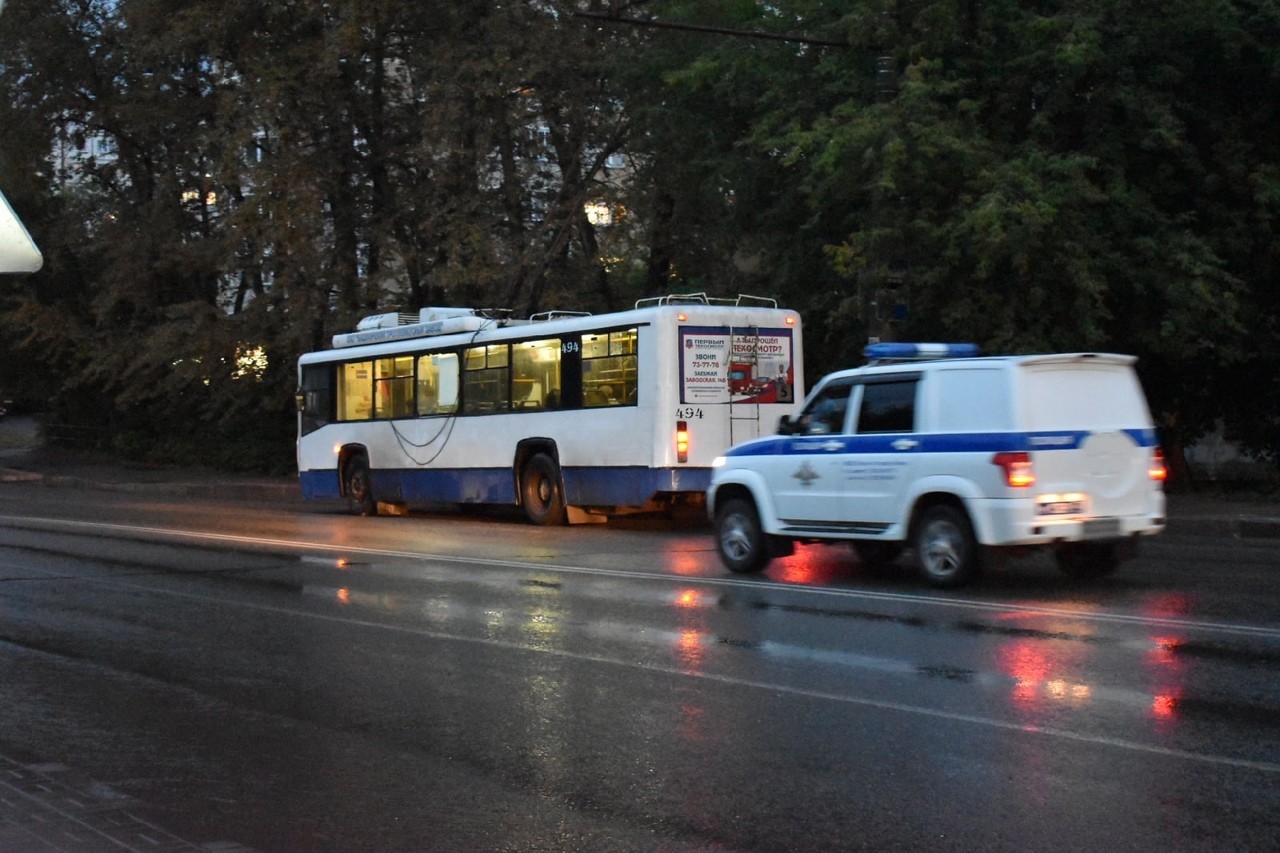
{"left": 1149, "top": 447, "right": 1168, "bottom": 483}
{"left": 676, "top": 420, "right": 689, "bottom": 463}
{"left": 992, "top": 451, "right": 1035, "bottom": 487}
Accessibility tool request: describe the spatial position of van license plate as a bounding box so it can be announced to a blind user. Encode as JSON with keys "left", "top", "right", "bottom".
{"left": 1082, "top": 519, "right": 1121, "bottom": 539}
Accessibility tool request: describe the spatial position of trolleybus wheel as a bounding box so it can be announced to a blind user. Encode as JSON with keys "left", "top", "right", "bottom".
{"left": 345, "top": 454, "right": 377, "bottom": 517}
{"left": 521, "top": 453, "right": 567, "bottom": 526}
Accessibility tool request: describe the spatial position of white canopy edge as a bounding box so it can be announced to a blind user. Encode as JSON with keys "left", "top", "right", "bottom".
{"left": 0, "top": 188, "right": 43, "bottom": 274}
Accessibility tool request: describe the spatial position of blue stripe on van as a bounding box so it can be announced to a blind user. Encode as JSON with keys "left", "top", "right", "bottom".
{"left": 725, "top": 429, "right": 1156, "bottom": 457}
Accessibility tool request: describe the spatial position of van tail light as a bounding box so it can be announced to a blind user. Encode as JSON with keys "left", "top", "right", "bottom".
{"left": 1149, "top": 447, "right": 1168, "bottom": 483}
{"left": 992, "top": 451, "right": 1035, "bottom": 488}
{"left": 676, "top": 420, "right": 689, "bottom": 463}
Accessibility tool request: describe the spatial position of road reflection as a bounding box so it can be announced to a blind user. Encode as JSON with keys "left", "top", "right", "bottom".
{"left": 771, "top": 543, "right": 848, "bottom": 585}
{"left": 1139, "top": 593, "right": 1191, "bottom": 723}
{"left": 300, "top": 538, "right": 1213, "bottom": 742}
{"left": 990, "top": 615, "right": 1192, "bottom": 729}
{"left": 671, "top": 587, "right": 709, "bottom": 674}
{"left": 997, "top": 639, "right": 1094, "bottom": 708}
{"left": 1146, "top": 635, "right": 1184, "bottom": 724}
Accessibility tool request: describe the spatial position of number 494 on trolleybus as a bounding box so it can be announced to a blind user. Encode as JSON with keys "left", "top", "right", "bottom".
{"left": 296, "top": 294, "right": 803, "bottom": 523}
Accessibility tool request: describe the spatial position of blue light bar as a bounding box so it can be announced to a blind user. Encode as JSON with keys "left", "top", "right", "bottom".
{"left": 864, "top": 342, "right": 981, "bottom": 361}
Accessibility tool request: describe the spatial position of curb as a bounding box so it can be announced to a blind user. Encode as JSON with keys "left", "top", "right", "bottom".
{"left": 1, "top": 467, "right": 300, "bottom": 503}
{"left": 1167, "top": 515, "right": 1280, "bottom": 540}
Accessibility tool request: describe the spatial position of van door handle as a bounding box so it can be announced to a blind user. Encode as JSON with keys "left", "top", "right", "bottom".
{"left": 891, "top": 438, "right": 918, "bottom": 451}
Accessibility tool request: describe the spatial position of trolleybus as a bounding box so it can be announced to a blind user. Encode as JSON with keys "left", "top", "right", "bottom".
{"left": 296, "top": 294, "right": 803, "bottom": 523}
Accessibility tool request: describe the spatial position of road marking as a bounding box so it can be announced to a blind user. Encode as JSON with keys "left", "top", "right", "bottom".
{"left": 5, "top": 516, "right": 1280, "bottom": 776}
{"left": 7, "top": 549, "right": 1279, "bottom": 777}
{"left": 4, "top": 514, "right": 1280, "bottom": 641}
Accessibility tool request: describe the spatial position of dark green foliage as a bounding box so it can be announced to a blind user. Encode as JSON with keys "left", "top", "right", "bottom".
{"left": 2, "top": 0, "right": 1278, "bottom": 472}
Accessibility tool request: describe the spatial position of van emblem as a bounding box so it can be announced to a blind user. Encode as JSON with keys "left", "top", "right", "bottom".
{"left": 793, "top": 461, "right": 820, "bottom": 487}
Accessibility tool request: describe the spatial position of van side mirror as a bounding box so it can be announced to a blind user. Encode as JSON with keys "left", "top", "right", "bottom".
{"left": 777, "top": 414, "right": 796, "bottom": 435}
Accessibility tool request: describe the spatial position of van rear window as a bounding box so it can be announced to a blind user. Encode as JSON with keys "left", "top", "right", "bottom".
{"left": 1025, "top": 366, "right": 1150, "bottom": 429}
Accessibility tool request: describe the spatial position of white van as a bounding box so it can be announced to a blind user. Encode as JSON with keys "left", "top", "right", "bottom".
{"left": 707, "top": 343, "right": 1167, "bottom": 587}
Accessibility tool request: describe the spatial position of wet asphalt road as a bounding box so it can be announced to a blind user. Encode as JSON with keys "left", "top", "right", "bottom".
{"left": 0, "top": 484, "right": 1278, "bottom": 851}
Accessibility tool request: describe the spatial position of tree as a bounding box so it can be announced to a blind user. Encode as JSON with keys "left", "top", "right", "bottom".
{"left": 633, "top": 0, "right": 1280, "bottom": 468}
{"left": 3, "top": 0, "right": 1279, "bottom": 473}
{"left": 0, "top": 0, "right": 647, "bottom": 468}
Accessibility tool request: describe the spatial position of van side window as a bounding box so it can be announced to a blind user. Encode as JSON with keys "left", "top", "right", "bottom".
{"left": 857, "top": 379, "right": 917, "bottom": 433}
{"left": 798, "top": 382, "right": 853, "bottom": 434}
{"left": 934, "top": 368, "right": 1008, "bottom": 430}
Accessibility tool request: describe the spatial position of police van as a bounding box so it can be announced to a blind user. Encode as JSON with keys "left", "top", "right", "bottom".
{"left": 707, "top": 343, "right": 1167, "bottom": 587}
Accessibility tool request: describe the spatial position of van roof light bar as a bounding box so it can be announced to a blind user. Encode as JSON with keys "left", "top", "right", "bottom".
{"left": 864, "top": 342, "right": 980, "bottom": 363}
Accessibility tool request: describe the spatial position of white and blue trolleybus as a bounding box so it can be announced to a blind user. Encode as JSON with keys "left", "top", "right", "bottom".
{"left": 296, "top": 294, "right": 803, "bottom": 523}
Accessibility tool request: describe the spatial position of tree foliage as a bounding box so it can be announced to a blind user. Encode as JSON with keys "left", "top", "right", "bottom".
{"left": 1, "top": 0, "right": 1278, "bottom": 472}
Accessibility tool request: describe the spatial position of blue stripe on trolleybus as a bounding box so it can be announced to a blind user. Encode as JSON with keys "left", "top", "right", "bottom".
{"left": 299, "top": 466, "right": 713, "bottom": 507}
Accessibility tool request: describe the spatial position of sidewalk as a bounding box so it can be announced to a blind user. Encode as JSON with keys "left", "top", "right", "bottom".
{"left": 0, "top": 433, "right": 300, "bottom": 505}
{"left": 0, "top": 750, "right": 251, "bottom": 852}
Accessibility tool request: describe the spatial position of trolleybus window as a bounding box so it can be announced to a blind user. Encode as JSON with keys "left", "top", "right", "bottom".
{"left": 416, "top": 352, "right": 459, "bottom": 416}
{"left": 463, "top": 344, "right": 510, "bottom": 414}
{"left": 513, "top": 338, "right": 560, "bottom": 410}
{"left": 582, "top": 328, "right": 637, "bottom": 407}
{"left": 374, "top": 356, "right": 415, "bottom": 419}
{"left": 338, "top": 361, "right": 373, "bottom": 421}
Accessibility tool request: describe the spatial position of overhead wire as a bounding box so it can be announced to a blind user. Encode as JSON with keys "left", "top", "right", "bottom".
{"left": 388, "top": 316, "right": 501, "bottom": 467}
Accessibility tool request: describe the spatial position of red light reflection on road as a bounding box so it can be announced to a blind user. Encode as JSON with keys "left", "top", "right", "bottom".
{"left": 671, "top": 588, "right": 708, "bottom": 673}
{"left": 670, "top": 589, "right": 710, "bottom": 743}
{"left": 336, "top": 587, "right": 351, "bottom": 605}
{"left": 1148, "top": 636, "right": 1181, "bottom": 667}
{"left": 773, "top": 544, "right": 845, "bottom": 585}
{"left": 677, "top": 629, "right": 704, "bottom": 672}
{"left": 675, "top": 589, "right": 703, "bottom": 609}
{"left": 1152, "top": 694, "right": 1179, "bottom": 719}
{"left": 1141, "top": 593, "right": 1193, "bottom": 619}
{"left": 1145, "top": 634, "right": 1185, "bottom": 725}
{"left": 999, "top": 641, "right": 1051, "bottom": 704}
{"left": 996, "top": 639, "right": 1094, "bottom": 711}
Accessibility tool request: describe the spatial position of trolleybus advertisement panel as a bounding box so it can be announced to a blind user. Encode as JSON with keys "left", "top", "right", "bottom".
{"left": 679, "top": 326, "right": 795, "bottom": 405}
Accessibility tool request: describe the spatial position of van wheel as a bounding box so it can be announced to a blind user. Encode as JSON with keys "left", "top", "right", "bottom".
{"left": 345, "top": 454, "right": 376, "bottom": 516}
{"left": 914, "top": 505, "right": 979, "bottom": 588}
{"left": 715, "top": 498, "right": 770, "bottom": 574}
{"left": 521, "top": 453, "right": 567, "bottom": 526}
{"left": 1055, "top": 542, "right": 1121, "bottom": 579}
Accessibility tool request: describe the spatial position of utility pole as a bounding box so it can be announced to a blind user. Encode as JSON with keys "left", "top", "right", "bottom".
{"left": 863, "top": 55, "right": 897, "bottom": 347}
